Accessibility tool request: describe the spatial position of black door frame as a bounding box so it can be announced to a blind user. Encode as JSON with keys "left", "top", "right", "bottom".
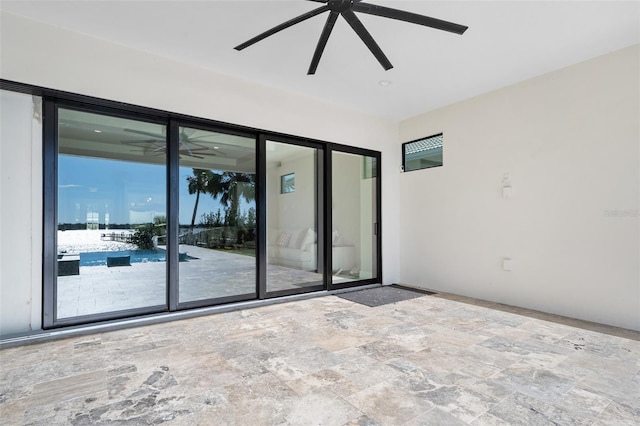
{"left": 171, "top": 119, "right": 259, "bottom": 312}
{"left": 4, "top": 79, "right": 381, "bottom": 330}
{"left": 258, "top": 134, "right": 327, "bottom": 299}
{"left": 326, "top": 144, "right": 382, "bottom": 291}
{"left": 43, "top": 99, "right": 171, "bottom": 328}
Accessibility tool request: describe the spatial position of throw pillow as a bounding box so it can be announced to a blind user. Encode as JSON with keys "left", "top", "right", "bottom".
{"left": 300, "top": 228, "right": 316, "bottom": 251}
{"left": 277, "top": 232, "right": 291, "bottom": 247}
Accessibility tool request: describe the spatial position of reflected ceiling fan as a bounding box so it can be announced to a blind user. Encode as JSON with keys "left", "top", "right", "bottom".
{"left": 235, "top": 0, "right": 468, "bottom": 75}
{"left": 121, "top": 128, "right": 224, "bottom": 159}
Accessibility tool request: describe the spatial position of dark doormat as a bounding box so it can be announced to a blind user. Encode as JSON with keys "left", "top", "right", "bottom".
{"left": 337, "top": 285, "right": 435, "bottom": 307}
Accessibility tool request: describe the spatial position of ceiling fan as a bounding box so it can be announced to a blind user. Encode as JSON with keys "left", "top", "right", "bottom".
{"left": 121, "top": 128, "right": 222, "bottom": 159}
{"left": 235, "top": 0, "right": 468, "bottom": 75}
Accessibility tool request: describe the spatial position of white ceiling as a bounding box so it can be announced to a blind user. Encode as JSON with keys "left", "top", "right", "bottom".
{"left": 1, "top": 1, "right": 639, "bottom": 120}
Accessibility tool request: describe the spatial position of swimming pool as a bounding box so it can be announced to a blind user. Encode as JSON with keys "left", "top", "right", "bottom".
{"left": 80, "top": 249, "right": 166, "bottom": 267}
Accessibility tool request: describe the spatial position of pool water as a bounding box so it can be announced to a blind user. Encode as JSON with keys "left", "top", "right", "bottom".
{"left": 80, "top": 249, "right": 166, "bottom": 267}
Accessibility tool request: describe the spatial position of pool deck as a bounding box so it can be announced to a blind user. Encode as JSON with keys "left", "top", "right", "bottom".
{"left": 57, "top": 245, "right": 323, "bottom": 319}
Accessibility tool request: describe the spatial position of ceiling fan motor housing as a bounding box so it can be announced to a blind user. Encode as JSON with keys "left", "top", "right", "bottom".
{"left": 328, "top": 0, "right": 356, "bottom": 13}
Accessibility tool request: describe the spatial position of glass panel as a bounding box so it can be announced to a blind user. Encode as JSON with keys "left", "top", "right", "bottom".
{"left": 57, "top": 109, "right": 167, "bottom": 319}
{"left": 404, "top": 133, "right": 443, "bottom": 172}
{"left": 178, "top": 127, "right": 256, "bottom": 303}
{"left": 266, "top": 141, "right": 323, "bottom": 292}
{"left": 332, "top": 151, "right": 378, "bottom": 284}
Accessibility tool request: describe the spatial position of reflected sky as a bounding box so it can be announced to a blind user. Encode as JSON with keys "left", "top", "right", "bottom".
{"left": 57, "top": 155, "right": 241, "bottom": 226}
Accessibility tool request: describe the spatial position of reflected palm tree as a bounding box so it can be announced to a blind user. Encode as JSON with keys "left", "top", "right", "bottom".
{"left": 207, "top": 172, "right": 255, "bottom": 226}
{"left": 187, "top": 169, "right": 215, "bottom": 229}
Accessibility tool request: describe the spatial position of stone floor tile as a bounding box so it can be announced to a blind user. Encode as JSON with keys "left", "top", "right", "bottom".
{"left": 31, "top": 370, "right": 107, "bottom": 406}
{"left": 391, "top": 372, "right": 499, "bottom": 424}
{"left": 593, "top": 401, "right": 640, "bottom": 426}
{"left": 574, "top": 369, "right": 640, "bottom": 411}
{"left": 310, "top": 328, "right": 377, "bottom": 352}
{"left": 345, "top": 381, "right": 433, "bottom": 425}
{"left": 286, "top": 368, "right": 362, "bottom": 398}
{"left": 486, "top": 364, "right": 577, "bottom": 404}
{"left": 342, "top": 415, "right": 381, "bottom": 426}
{"left": 356, "top": 339, "right": 409, "bottom": 362}
{"left": 329, "top": 355, "right": 402, "bottom": 389}
{"left": 418, "top": 326, "right": 489, "bottom": 351}
{"left": 285, "top": 389, "right": 362, "bottom": 426}
{"left": 552, "top": 387, "right": 611, "bottom": 419}
{"left": 474, "top": 392, "right": 553, "bottom": 426}
{"left": 405, "top": 407, "right": 469, "bottom": 426}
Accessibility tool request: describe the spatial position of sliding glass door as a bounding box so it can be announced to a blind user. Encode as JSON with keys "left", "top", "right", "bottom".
{"left": 41, "top": 92, "right": 381, "bottom": 328}
{"left": 178, "top": 126, "right": 256, "bottom": 305}
{"left": 55, "top": 108, "right": 167, "bottom": 320}
{"left": 264, "top": 139, "right": 325, "bottom": 295}
{"left": 330, "top": 150, "right": 379, "bottom": 287}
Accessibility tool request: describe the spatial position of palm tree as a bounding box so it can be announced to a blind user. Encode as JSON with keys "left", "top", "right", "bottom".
{"left": 207, "top": 172, "right": 255, "bottom": 226}
{"left": 186, "top": 169, "right": 214, "bottom": 228}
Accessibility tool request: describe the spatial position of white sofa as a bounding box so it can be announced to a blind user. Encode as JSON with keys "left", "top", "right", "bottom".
{"left": 268, "top": 228, "right": 317, "bottom": 271}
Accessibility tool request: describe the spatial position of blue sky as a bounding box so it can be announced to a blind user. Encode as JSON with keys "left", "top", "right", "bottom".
{"left": 58, "top": 155, "right": 231, "bottom": 226}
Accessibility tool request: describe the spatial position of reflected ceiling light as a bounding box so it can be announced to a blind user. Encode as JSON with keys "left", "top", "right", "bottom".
{"left": 379, "top": 80, "right": 392, "bottom": 86}
{"left": 93, "top": 129, "right": 102, "bottom": 133}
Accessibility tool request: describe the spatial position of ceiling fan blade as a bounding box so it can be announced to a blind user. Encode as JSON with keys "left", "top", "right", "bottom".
{"left": 185, "top": 154, "right": 205, "bottom": 160}
{"left": 184, "top": 141, "right": 210, "bottom": 150}
{"left": 341, "top": 9, "right": 392, "bottom": 71}
{"left": 183, "top": 142, "right": 219, "bottom": 157}
{"left": 353, "top": 2, "right": 468, "bottom": 35}
{"left": 187, "top": 134, "right": 218, "bottom": 141}
{"left": 308, "top": 10, "right": 339, "bottom": 75}
{"left": 235, "top": 5, "right": 330, "bottom": 51}
{"left": 123, "top": 128, "right": 167, "bottom": 139}
{"left": 306, "top": 0, "right": 328, "bottom": 3}
{"left": 121, "top": 139, "right": 163, "bottom": 144}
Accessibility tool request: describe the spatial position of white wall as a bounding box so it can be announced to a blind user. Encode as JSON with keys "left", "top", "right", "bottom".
{"left": 399, "top": 45, "right": 640, "bottom": 331}
{"left": 0, "top": 12, "right": 400, "bottom": 336}
{"left": 332, "top": 153, "right": 362, "bottom": 260}
{"left": 0, "top": 90, "right": 43, "bottom": 336}
{"left": 267, "top": 151, "right": 316, "bottom": 239}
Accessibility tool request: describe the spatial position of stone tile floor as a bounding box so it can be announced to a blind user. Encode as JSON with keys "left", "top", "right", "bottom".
{"left": 1, "top": 292, "right": 639, "bottom": 425}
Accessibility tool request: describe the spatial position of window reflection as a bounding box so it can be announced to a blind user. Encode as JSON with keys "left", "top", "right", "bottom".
{"left": 57, "top": 109, "right": 167, "bottom": 319}
{"left": 178, "top": 127, "right": 257, "bottom": 303}
{"left": 266, "top": 141, "right": 323, "bottom": 293}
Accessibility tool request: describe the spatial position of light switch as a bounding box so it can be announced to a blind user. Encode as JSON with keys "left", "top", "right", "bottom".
{"left": 502, "top": 258, "right": 513, "bottom": 271}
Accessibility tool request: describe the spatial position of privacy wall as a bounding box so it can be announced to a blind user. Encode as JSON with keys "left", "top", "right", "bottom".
{"left": 399, "top": 45, "right": 640, "bottom": 331}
